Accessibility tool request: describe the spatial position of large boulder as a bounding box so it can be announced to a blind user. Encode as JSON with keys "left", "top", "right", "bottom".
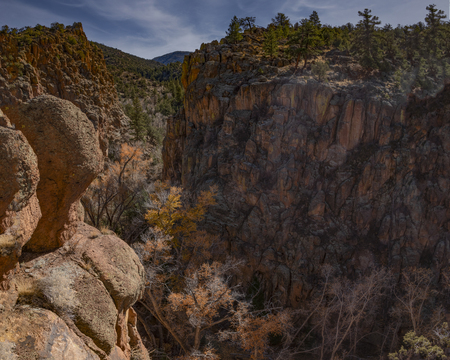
{"left": 5, "top": 95, "right": 103, "bottom": 252}
{"left": 0, "top": 225, "right": 148, "bottom": 360}
{"left": 0, "top": 112, "right": 41, "bottom": 276}
{"left": 0, "top": 96, "right": 148, "bottom": 360}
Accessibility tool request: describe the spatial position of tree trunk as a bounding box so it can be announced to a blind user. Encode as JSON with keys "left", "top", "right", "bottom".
{"left": 194, "top": 326, "right": 201, "bottom": 350}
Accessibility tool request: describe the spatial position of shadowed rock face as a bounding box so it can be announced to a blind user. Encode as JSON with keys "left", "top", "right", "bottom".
{"left": 0, "top": 98, "right": 148, "bottom": 360}
{"left": 164, "top": 43, "right": 450, "bottom": 305}
{"left": 5, "top": 95, "right": 103, "bottom": 252}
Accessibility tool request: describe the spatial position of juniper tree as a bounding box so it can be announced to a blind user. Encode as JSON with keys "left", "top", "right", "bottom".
{"left": 226, "top": 15, "right": 243, "bottom": 44}
{"left": 352, "top": 9, "right": 381, "bottom": 69}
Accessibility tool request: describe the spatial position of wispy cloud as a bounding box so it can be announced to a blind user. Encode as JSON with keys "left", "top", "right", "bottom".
{"left": 0, "top": 1, "right": 71, "bottom": 28}
{"left": 77, "top": 0, "right": 216, "bottom": 57}
{"left": 0, "top": 0, "right": 448, "bottom": 59}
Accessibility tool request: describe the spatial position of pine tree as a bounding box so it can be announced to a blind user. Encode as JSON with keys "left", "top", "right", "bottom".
{"left": 379, "top": 24, "right": 400, "bottom": 67}
{"left": 401, "top": 24, "right": 424, "bottom": 63}
{"left": 226, "top": 16, "right": 243, "bottom": 44}
{"left": 352, "top": 9, "right": 381, "bottom": 69}
{"left": 263, "top": 26, "right": 279, "bottom": 59}
{"left": 125, "top": 96, "right": 150, "bottom": 141}
{"left": 286, "top": 18, "right": 323, "bottom": 70}
{"left": 424, "top": 4, "right": 446, "bottom": 57}
{"left": 239, "top": 16, "right": 256, "bottom": 32}
{"left": 309, "top": 11, "right": 321, "bottom": 28}
{"left": 271, "top": 13, "right": 291, "bottom": 27}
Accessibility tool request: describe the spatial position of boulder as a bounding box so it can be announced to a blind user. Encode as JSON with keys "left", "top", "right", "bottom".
{"left": 0, "top": 119, "right": 41, "bottom": 276}
{"left": 5, "top": 95, "right": 103, "bottom": 252}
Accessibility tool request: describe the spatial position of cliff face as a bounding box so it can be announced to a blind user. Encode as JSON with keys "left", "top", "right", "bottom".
{"left": 0, "top": 23, "right": 128, "bottom": 151}
{"left": 163, "top": 40, "right": 450, "bottom": 305}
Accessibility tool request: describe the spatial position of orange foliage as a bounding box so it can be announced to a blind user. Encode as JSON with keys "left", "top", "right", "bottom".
{"left": 220, "top": 304, "right": 292, "bottom": 360}
{"left": 138, "top": 183, "right": 292, "bottom": 358}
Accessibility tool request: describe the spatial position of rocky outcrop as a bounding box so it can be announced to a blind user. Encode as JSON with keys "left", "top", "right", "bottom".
{"left": 5, "top": 95, "right": 103, "bottom": 252}
{"left": 0, "top": 112, "right": 41, "bottom": 275}
{"left": 164, "top": 41, "right": 450, "bottom": 305}
{"left": 0, "top": 98, "right": 148, "bottom": 360}
{"left": 0, "top": 23, "right": 129, "bottom": 152}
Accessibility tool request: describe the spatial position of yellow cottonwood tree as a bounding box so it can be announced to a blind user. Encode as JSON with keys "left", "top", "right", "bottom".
{"left": 136, "top": 183, "right": 292, "bottom": 359}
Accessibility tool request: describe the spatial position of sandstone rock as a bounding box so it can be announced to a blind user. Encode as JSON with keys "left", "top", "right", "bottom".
{"left": 0, "top": 92, "right": 146, "bottom": 359}
{"left": 70, "top": 228, "right": 146, "bottom": 357}
{"left": 0, "top": 306, "right": 100, "bottom": 359}
{"left": 0, "top": 123, "right": 41, "bottom": 275}
{"left": 164, "top": 42, "right": 450, "bottom": 305}
{"left": 0, "top": 126, "right": 39, "bottom": 220}
{"left": 4, "top": 225, "right": 147, "bottom": 359}
{"left": 5, "top": 95, "right": 103, "bottom": 252}
{"left": 72, "top": 233, "right": 145, "bottom": 311}
{"left": 30, "top": 261, "right": 118, "bottom": 354}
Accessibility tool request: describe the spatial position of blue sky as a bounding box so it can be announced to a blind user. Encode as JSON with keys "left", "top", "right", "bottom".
{"left": 0, "top": 0, "right": 448, "bottom": 59}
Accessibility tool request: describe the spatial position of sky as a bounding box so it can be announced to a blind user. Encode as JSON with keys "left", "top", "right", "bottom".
{"left": 0, "top": 0, "right": 448, "bottom": 60}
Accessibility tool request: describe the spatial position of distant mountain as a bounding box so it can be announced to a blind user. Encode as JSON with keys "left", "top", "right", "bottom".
{"left": 153, "top": 51, "right": 191, "bottom": 65}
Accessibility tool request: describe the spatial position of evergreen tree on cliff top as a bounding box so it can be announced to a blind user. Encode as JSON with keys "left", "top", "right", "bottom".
{"left": 424, "top": 4, "right": 446, "bottom": 56}
{"left": 309, "top": 11, "right": 321, "bottom": 28}
{"left": 239, "top": 16, "right": 256, "bottom": 32}
{"left": 352, "top": 9, "right": 381, "bottom": 69}
{"left": 271, "top": 12, "right": 291, "bottom": 27}
{"left": 226, "top": 16, "right": 243, "bottom": 44}
{"left": 287, "top": 18, "right": 323, "bottom": 70}
{"left": 263, "top": 26, "right": 279, "bottom": 59}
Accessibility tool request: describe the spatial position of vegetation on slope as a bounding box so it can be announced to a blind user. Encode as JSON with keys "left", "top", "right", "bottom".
{"left": 153, "top": 51, "right": 191, "bottom": 65}
{"left": 220, "top": 5, "right": 450, "bottom": 98}
{"left": 91, "top": 42, "right": 184, "bottom": 151}
{"left": 94, "top": 42, "right": 182, "bottom": 82}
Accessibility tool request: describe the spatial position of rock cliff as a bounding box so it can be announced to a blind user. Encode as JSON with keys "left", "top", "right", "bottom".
{"left": 163, "top": 39, "right": 450, "bottom": 306}
{"left": 0, "top": 97, "right": 148, "bottom": 359}
{"left": 0, "top": 23, "right": 129, "bottom": 152}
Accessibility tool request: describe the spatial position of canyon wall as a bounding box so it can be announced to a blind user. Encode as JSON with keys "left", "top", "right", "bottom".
{"left": 163, "top": 40, "right": 450, "bottom": 306}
